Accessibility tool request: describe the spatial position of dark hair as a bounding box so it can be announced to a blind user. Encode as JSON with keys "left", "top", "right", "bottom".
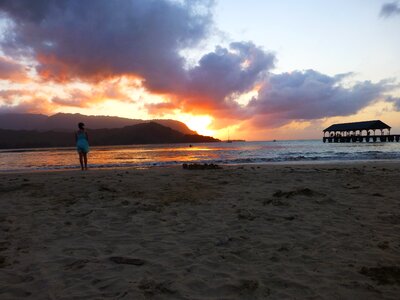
{"left": 78, "top": 122, "right": 85, "bottom": 129}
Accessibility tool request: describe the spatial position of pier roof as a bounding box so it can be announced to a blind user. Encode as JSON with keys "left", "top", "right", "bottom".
{"left": 323, "top": 120, "right": 391, "bottom": 132}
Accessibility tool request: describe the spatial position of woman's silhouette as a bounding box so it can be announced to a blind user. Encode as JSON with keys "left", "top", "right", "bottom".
{"left": 75, "top": 122, "right": 89, "bottom": 170}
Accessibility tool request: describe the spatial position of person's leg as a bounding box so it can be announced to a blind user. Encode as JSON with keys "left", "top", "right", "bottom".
{"left": 83, "top": 153, "right": 88, "bottom": 170}
{"left": 78, "top": 152, "right": 84, "bottom": 170}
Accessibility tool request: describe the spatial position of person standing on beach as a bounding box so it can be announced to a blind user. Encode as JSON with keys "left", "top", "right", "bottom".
{"left": 75, "top": 122, "right": 89, "bottom": 170}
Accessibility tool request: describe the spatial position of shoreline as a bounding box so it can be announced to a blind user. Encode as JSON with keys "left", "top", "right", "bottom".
{"left": 1, "top": 158, "right": 400, "bottom": 174}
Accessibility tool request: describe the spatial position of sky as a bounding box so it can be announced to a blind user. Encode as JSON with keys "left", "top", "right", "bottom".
{"left": 0, "top": 0, "right": 399, "bottom": 140}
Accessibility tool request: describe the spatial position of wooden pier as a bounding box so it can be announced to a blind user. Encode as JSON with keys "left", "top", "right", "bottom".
{"left": 323, "top": 120, "right": 400, "bottom": 143}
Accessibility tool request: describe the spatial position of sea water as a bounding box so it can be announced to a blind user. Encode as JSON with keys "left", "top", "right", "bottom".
{"left": 1, "top": 140, "right": 400, "bottom": 172}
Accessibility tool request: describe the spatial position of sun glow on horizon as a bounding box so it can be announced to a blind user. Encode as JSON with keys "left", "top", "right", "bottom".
{"left": 177, "top": 114, "right": 215, "bottom": 137}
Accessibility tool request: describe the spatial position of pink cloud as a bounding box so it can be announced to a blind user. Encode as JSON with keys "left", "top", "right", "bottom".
{"left": 0, "top": 56, "right": 28, "bottom": 81}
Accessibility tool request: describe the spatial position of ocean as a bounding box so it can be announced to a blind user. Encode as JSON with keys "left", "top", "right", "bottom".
{"left": 1, "top": 140, "right": 400, "bottom": 172}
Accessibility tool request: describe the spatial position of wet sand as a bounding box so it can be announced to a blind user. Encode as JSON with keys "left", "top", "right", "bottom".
{"left": 0, "top": 162, "right": 399, "bottom": 299}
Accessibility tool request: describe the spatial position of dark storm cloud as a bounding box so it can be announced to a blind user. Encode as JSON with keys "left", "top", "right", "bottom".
{"left": 247, "top": 70, "right": 397, "bottom": 127}
{"left": 380, "top": 2, "right": 400, "bottom": 18}
{"left": 145, "top": 41, "right": 275, "bottom": 117}
{"left": 186, "top": 42, "right": 274, "bottom": 103}
{"left": 0, "top": 0, "right": 53, "bottom": 22}
{"left": 157, "top": 41, "right": 275, "bottom": 115}
{"left": 0, "top": 0, "right": 213, "bottom": 91}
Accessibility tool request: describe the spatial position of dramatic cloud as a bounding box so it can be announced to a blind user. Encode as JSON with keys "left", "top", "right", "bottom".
{"left": 380, "top": 2, "right": 400, "bottom": 18}
{"left": 247, "top": 70, "right": 397, "bottom": 127}
{"left": 0, "top": 76, "right": 137, "bottom": 114}
{"left": 147, "top": 41, "right": 275, "bottom": 115}
{"left": 0, "top": 0, "right": 213, "bottom": 90}
{"left": 0, "top": 56, "right": 27, "bottom": 81}
{"left": 186, "top": 42, "right": 274, "bottom": 106}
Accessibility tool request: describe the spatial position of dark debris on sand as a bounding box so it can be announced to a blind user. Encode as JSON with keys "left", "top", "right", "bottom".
{"left": 109, "top": 256, "right": 146, "bottom": 266}
{"left": 359, "top": 266, "right": 400, "bottom": 285}
{"left": 182, "top": 163, "right": 222, "bottom": 170}
{"left": 273, "top": 188, "right": 324, "bottom": 198}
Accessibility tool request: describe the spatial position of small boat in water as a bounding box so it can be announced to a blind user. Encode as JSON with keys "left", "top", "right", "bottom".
{"left": 227, "top": 130, "right": 232, "bottom": 143}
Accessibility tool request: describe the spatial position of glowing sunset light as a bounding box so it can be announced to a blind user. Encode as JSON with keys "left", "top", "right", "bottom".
{"left": 177, "top": 114, "right": 215, "bottom": 137}
{"left": 235, "top": 88, "right": 259, "bottom": 107}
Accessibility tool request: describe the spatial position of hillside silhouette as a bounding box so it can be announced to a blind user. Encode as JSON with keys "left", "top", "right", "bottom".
{"left": 0, "top": 122, "right": 219, "bottom": 149}
{"left": 0, "top": 113, "right": 196, "bottom": 134}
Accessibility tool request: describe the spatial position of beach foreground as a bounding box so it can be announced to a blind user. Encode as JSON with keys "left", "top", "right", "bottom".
{"left": 0, "top": 163, "right": 399, "bottom": 299}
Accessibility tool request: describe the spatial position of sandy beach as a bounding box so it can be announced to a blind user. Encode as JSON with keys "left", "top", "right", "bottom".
{"left": 0, "top": 162, "right": 399, "bottom": 299}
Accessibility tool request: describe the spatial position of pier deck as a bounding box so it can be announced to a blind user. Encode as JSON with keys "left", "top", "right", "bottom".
{"left": 323, "top": 135, "right": 400, "bottom": 143}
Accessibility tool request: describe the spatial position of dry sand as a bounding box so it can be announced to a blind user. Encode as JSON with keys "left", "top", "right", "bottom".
{"left": 0, "top": 162, "right": 399, "bottom": 299}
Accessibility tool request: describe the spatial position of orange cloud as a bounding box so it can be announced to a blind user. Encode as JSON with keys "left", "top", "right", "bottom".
{"left": 49, "top": 77, "right": 137, "bottom": 108}
{"left": 0, "top": 97, "right": 55, "bottom": 114}
{"left": 0, "top": 56, "right": 28, "bottom": 82}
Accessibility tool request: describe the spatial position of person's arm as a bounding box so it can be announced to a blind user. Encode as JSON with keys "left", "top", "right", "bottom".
{"left": 85, "top": 132, "right": 89, "bottom": 142}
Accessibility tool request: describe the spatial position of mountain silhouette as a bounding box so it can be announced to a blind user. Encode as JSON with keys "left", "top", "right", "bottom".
{"left": 0, "top": 122, "right": 219, "bottom": 149}
{"left": 0, "top": 113, "right": 196, "bottom": 134}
